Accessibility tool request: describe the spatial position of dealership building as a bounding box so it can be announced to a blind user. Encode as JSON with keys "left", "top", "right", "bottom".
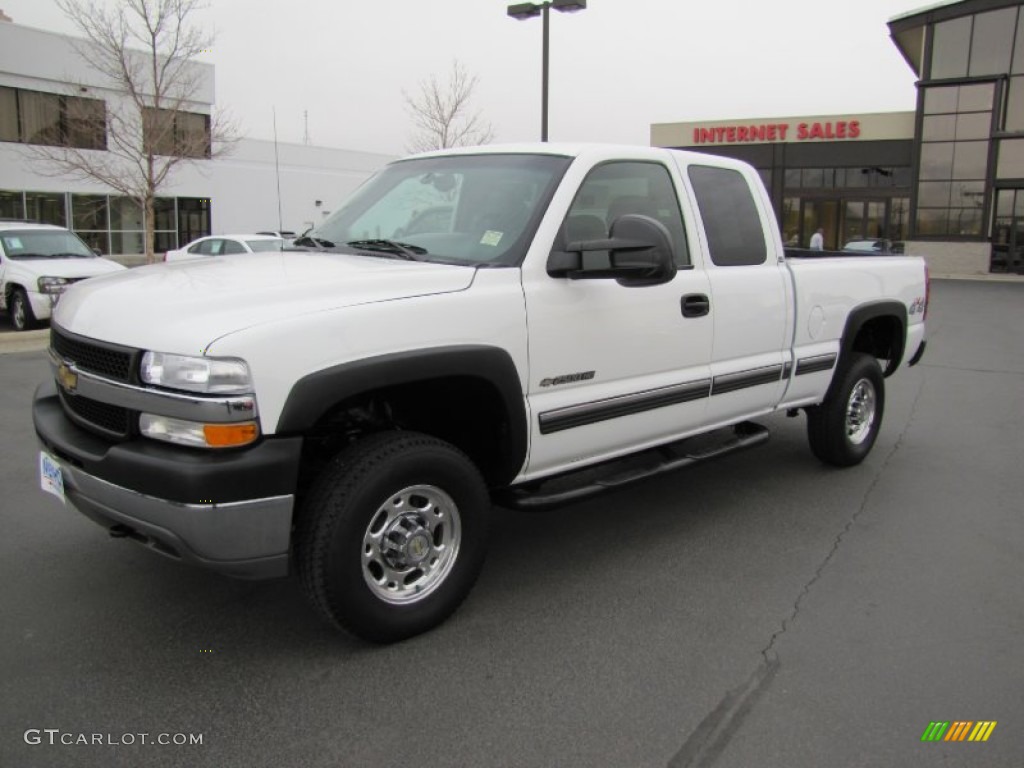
{"left": 653, "top": 0, "right": 1024, "bottom": 275}
{"left": 0, "top": 15, "right": 392, "bottom": 257}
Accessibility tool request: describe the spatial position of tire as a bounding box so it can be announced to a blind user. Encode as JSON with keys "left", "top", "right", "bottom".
{"left": 295, "top": 431, "right": 490, "bottom": 643}
{"left": 806, "top": 353, "right": 885, "bottom": 467}
{"left": 10, "top": 288, "right": 38, "bottom": 331}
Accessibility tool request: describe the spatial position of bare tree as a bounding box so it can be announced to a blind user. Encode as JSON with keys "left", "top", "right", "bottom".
{"left": 403, "top": 60, "right": 494, "bottom": 153}
{"left": 28, "top": 0, "right": 236, "bottom": 263}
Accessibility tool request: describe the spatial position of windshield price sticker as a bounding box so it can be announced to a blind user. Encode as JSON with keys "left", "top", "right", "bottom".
{"left": 39, "top": 452, "right": 66, "bottom": 504}
{"left": 480, "top": 230, "right": 503, "bottom": 247}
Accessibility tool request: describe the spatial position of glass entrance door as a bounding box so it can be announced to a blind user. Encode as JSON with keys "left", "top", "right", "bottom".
{"left": 800, "top": 199, "right": 839, "bottom": 249}
{"left": 992, "top": 189, "right": 1024, "bottom": 273}
{"left": 840, "top": 200, "right": 886, "bottom": 248}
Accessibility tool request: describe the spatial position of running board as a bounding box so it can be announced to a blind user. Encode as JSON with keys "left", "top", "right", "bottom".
{"left": 494, "top": 421, "right": 770, "bottom": 511}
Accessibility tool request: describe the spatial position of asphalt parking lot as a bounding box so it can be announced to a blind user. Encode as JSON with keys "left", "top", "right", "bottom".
{"left": 0, "top": 279, "right": 1021, "bottom": 768}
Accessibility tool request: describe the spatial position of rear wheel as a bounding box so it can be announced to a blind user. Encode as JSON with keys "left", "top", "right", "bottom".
{"left": 295, "top": 431, "right": 490, "bottom": 643}
{"left": 10, "top": 288, "right": 38, "bottom": 331}
{"left": 806, "top": 353, "right": 885, "bottom": 467}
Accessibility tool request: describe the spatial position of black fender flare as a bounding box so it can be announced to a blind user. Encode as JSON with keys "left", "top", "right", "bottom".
{"left": 839, "top": 300, "right": 908, "bottom": 377}
{"left": 276, "top": 345, "right": 528, "bottom": 484}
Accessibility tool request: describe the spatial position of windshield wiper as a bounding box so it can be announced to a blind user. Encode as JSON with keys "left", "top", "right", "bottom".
{"left": 293, "top": 235, "right": 335, "bottom": 249}
{"left": 346, "top": 239, "right": 428, "bottom": 261}
{"left": 52, "top": 252, "right": 91, "bottom": 258}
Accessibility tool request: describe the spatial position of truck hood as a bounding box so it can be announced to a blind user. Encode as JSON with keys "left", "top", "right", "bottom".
{"left": 11, "top": 256, "right": 126, "bottom": 279}
{"left": 54, "top": 251, "right": 477, "bottom": 351}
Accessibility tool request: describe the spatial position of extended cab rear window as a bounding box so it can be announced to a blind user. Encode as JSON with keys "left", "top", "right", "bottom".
{"left": 687, "top": 165, "right": 768, "bottom": 267}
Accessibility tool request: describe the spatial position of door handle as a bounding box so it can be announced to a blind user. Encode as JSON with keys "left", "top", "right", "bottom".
{"left": 681, "top": 294, "right": 710, "bottom": 318}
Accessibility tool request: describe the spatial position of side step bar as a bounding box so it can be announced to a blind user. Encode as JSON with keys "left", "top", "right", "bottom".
{"left": 494, "top": 421, "right": 770, "bottom": 511}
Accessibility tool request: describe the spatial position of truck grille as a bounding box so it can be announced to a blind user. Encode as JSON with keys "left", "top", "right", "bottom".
{"left": 51, "top": 326, "right": 139, "bottom": 439}
{"left": 50, "top": 326, "right": 136, "bottom": 382}
{"left": 58, "top": 389, "right": 132, "bottom": 439}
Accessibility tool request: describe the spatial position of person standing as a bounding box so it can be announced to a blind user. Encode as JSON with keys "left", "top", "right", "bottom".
{"left": 809, "top": 227, "right": 824, "bottom": 250}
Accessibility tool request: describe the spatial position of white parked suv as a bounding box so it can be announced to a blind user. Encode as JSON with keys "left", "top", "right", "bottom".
{"left": 0, "top": 221, "right": 126, "bottom": 331}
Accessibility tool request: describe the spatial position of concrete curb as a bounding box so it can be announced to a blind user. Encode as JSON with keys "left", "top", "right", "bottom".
{"left": 0, "top": 328, "right": 48, "bottom": 354}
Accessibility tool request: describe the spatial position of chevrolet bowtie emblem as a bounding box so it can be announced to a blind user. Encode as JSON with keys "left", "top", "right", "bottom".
{"left": 57, "top": 363, "right": 79, "bottom": 394}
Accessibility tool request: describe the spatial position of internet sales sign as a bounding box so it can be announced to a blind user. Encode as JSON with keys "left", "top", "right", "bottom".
{"left": 692, "top": 120, "right": 861, "bottom": 145}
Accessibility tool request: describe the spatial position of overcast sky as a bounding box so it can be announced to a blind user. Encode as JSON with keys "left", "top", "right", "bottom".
{"left": 6, "top": 0, "right": 931, "bottom": 156}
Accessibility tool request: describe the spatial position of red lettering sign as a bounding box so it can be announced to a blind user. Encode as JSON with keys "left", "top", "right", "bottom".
{"left": 689, "top": 120, "right": 862, "bottom": 144}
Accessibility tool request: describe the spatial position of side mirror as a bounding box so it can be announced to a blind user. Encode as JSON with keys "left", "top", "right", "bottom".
{"left": 548, "top": 214, "right": 677, "bottom": 286}
{"left": 92, "top": 247, "right": 103, "bottom": 256}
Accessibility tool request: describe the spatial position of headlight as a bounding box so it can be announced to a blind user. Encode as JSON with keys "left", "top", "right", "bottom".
{"left": 38, "top": 276, "right": 70, "bottom": 294}
{"left": 139, "top": 413, "right": 259, "bottom": 449}
{"left": 140, "top": 351, "right": 252, "bottom": 394}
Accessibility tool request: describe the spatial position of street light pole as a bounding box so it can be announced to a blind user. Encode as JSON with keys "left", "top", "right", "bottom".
{"left": 507, "top": 0, "right": 586, "bottom": 142}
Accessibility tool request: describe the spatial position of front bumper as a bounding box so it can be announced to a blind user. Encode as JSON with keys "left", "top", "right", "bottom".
{"left": 28, "top": 289, "right": 56, "bottom": 321}
{"left": 33, "top": 380, "right": 303, "bottom": 579}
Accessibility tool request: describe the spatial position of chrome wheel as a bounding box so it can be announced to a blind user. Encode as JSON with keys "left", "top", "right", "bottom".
{"left": 845, "top": 378, "right": 877, "bottom": 445}
{"left": 362, "top": 484, "right": 462, "bottom": 604}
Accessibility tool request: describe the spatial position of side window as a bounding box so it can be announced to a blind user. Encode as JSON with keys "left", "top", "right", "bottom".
{"left": 187, "top": 240, "right": 206, "bottom": 254}
{"left": 687, "top": 165, "right": 768, "bottom": 267}
{"left": 564, "top": 161, "right": 690, "bottom": 267}
{"left": 207, "top": 239, "right": 223, "bottom": 256}
{"left": 221, "top": 239, "right": 246, "bottom": 255}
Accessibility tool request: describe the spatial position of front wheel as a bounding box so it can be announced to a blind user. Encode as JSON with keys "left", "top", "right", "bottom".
{"left": 10, "top": 288, "right": 38, "bottom": 331}
{"left": 295, "top": 431, "right": 490, "bottom": 643}
{"left": 806, "top": 353, "right": 885, "bottom": 467}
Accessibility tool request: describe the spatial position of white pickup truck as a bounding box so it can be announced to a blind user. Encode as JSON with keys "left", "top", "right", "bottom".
{"left": 1, "top": 222, "right": 126, "bottom": 331}
{"left": 33, "top": 144, "right": 927, "bottom": 642}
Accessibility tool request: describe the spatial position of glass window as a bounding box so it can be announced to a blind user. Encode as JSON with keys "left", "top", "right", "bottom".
{"left": 915, "top": 208, "right": 950, "bottom": 236}
{"left": 784, "top": 169, "right": 801, "bottom": 188}
{"left": 893, "top": 167, "right": 912, "bottom": 187}
{"left": 1005, "top": 76, "right": 1024, "bottom": 131}
{"left": 997, "top": 137, "right": 1024, "bottom": 177}
{"left": 110, "top": 231, "right": 144, "bottom": 254}
{"left": 952, "top": 142, "right": 989, "bottom": 179}
{"left": 154, "top": 231, "right": 177, "bottom": 253}
{"left": 176, "top": 111, "right": 210, "bottom": 158}
{"left": 917, "top": 181, "right": 952, "bottom": 207}
{"left": 781, "top": 197, "right": 800, "bottom": 246}
{"left": 969, "top": 7, "right": 1017, "bottom": 76}
{"left": 949, "top": 207, "right": 983, "bottom": 235}
{"left": 958, "top": 83, "right": 994, "bottom": 113}
{"left": 890, "top": 198, "right": 911, "bottom": 241}
{"left": 76, "top": 231, "right": 109, "bottom": 255}
{"left": 221, "top": 239, "right": 246, "bottom": 255}
{"left": 19, "top": 91, "right": 61, "bottom": 146}
{"left": 1014, "top": 13, "right": 1024, "bottom": 73}
{"left": 64, "top": 95, "right": 106, "bottom": 150}
{"left": 802, "top": 168, "right": 823, "bottom": 188}
{"left": 0, "top": 190, "right": 23, "bottom": 219}
{"left": 922, "top": 114, "right": 956, "bottom": 142}
{"left": 153, "top": 198, "right": 176, "bottom": 231}
{"left": 566, "top": 161, "right": 690, "bottom": 267}
{"left": 0, "top": 87, "right": 17, "bottom": 142}
{"left": 920, "top": 143, "right": 956, "bottom": 180}
{"left": 25, "top": 192, "right": 66, "bottom": 226}
{"left": 688, "top": 165, "right": 767, "bottom": 267}
{"left": 834, "top": 168, "right": 847, "bottom": 187}
{"left": 924, "top": 86, "right": 958, "bottom": 114}
{"left": 846, "top": 168, "right": 869, "bottom": 188}
{"left": 930, "top": 17, "right": 972, "bottom": 79}
{"left": 110, "top": 197, "right": 143, "bottom": 230}
{"left": 72, "top": 194, "right": 108, "bottom": 230}
{"left": 246, "top": 239, "right": 286, "bottom": 252}
{"left": 950, "top": 181, "right": 985, "bottom": 207}
{"left": 956, "top": 111, "right": 991, "bottom": 141}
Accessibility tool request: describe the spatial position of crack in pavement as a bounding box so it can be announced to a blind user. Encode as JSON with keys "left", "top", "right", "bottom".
{"left": 667, "top": 378, "right": 926, "bottom": 768}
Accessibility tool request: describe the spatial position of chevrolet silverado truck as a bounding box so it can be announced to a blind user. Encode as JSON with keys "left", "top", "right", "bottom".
{"left": 1, "top": 221, "right": 126, "bottom": 331}
{"left": 33, "top": 144, "right": 928, "bottom": 643}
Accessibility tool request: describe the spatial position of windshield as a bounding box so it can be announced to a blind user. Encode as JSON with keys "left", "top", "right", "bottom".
{"left": 246, "top": 239, "right": 286, "bottom": 252}
{"left": 1, "top": 229, "right": 95, "bottom": 259}
{"left": 305, "top": 153, "right": 572, "bottom": 266}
